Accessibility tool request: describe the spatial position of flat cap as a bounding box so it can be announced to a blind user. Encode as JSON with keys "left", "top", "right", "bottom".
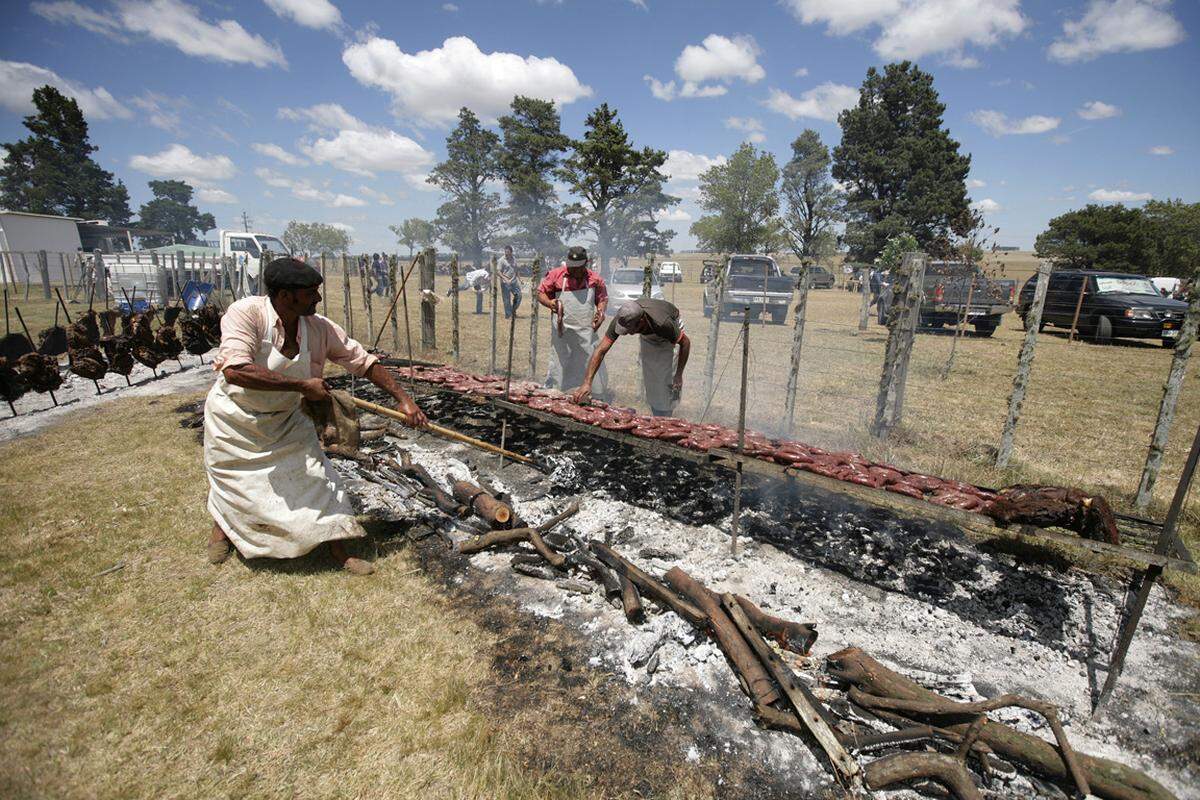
{"left": 263, "top": 257, "right": 322, "bottom": 290}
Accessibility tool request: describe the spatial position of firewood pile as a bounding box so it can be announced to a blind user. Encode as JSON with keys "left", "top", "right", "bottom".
{"left": 346, "top": 444, "right": 1176, "bottom": 800}
{"left": 389, "top": 364, "right": 1122, "bottom": 546}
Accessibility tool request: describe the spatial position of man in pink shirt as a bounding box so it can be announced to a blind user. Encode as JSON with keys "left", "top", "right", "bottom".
{"left": 204, "top": 257, "right": 427, "bottom": 575}
{"left": 536, "top": 246, "right": 608, "bottom": 395}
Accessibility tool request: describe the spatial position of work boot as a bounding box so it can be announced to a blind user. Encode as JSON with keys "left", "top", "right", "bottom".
{"left": 207, "top": 523, "right": 232, "bottom": 564}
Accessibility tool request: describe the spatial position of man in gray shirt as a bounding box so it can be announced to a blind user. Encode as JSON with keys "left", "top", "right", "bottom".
{"left": 572, "top": 298, "right": 691, "bottom": 416}
{"left": 498, "top": 245, "right": 522, "bottom": 318}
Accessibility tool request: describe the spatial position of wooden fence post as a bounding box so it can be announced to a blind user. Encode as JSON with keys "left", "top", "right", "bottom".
{"left": 57, "top": 253, "right": 69, "bottom": 294}
{"left": 528, "top": 256, "right": 540, "bottom": 378}
{"left": 890, "top": 253, "right": 926, "bottom": 426}
{"left": 37, "top": 251, "right": 52, "bottom": 300}
{"left": 870, "top": 252, "right": 924, "bottom": 438}
{"left": 642, "top": 254, "right": 653, "bottom": 298}
{"left": 388, "top": 254, "right": 400, "bottom": 351}
{"left": 152, "top": 251, "right": 167, "bottom": 303}
{"left": 783, "top": 267, "right": 812, "bottom": 434}
{"left": 420, "top": 246, "right": 436, "bottom": 350}
{"left": 1134, "top": 264, "right": 1200, "bottom": 510}
{"left": 996, "top": 262, "right": 1051, "bottom": 468}
{"left": 490, "top": 253, "right": 498, "bottom": 374}
{"left": 858, "top": 266, "right": 870, "bottom": 331}
{"left": 92, "top": 249, "right": 108, "bottom": 304}
{"left": 360, "top": 255, "right": 376, "bottom": 345}
{"left": 342, "top": 253, "right": 353, "bottom": 337}
{"left": 729, "top": 310, "right": 751, "bottom": 555}
{"left": 703, "top": 258, "right": 727, "bottom": 402}
{"left": 450, "top": 254, "right": 461, "bottom": 360}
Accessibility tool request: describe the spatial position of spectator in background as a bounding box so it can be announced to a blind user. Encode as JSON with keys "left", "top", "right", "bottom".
{"left": 447, "top": 266, "right": 491, "bottom": 313}
{"left": 371, "top": 253, "right": 388, "bottom": 296}
{"left": 498, "top": 245, "right": 522, "bottom": 319}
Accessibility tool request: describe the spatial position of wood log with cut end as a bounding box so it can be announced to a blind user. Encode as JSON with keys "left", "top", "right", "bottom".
{"left": 388, "top": 453, "right": 467, "bottom": 517}
{"left": 864, "top": 752, "right": 982, "bottom": 800}
{"left": 618, "top": 573, "right": 644, "bottom": 623}
{"left": 457, "top": 526, "right": 566, "bottom": 568}
{"left": 452, "top": 480, "right": 512, "bottom": 526}
{"left": 691, "top": 584, "right": 818, "bottom": 655}
{"left": 662, "top": 567, "right": 782, "bottom": 708}
{"left": 590, "top": 541, "right": 706, "bottom": 627}
{"left": 826, "top": 647, "right": 1175, "bottom": 800}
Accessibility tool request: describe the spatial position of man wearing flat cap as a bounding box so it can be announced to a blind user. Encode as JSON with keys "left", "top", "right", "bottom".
{"left": 572, "top": 298, "right": 690, "bottom": 417}
{"left": 203, "top": 257, "right": 428, "bottom": 575}
{"left": 537, "top": 246, "right": 609, "bottom": 396}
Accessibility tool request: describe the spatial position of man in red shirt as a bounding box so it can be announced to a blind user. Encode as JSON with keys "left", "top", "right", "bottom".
{"left": 537, "top": 246, "right": 608, "bottom": 395}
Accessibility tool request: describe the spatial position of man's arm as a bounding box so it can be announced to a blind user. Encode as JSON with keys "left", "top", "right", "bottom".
{"left": 571, "top": 335, "right": 616, "bottom": 403}
{"left": 363, "top": 362, "right": 428, "bottom": 427}
{"left": 223, "top": 364, "right": 330, "bottom": 401}
{"left": 673, "top": 332, "right": 691, "bottom": 390}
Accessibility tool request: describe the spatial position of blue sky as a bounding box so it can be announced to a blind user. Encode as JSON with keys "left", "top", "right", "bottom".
{"left": 1, "top": 0, "right": 1196, "bottom": 253}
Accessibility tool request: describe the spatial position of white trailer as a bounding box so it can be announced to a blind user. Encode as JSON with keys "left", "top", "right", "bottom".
{"left": 0, "top": 210, "right": 83, "bottom": 287}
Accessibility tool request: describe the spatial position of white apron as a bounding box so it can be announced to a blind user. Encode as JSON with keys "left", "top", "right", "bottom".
{"left": 203, "top": 308, "right": 363, "bottom": 559}
{"left": 640, "top": 334, "right": 677, "bottom": 413}
{"left": 545, "top": 276, "right": 608, "bottom": 395}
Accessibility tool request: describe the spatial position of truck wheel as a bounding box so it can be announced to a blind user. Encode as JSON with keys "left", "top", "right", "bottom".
{"left": 771, "top": 308, "right": 786, "bottom": 325}
{"left": 1162, "top": 338, "right": 1177, "bottom": 349}
{"left": 1093, "top": 315, "right": 1112, "bottom": 344}
{"left": 973, "top": 322, "right": 996, "bottom": 337}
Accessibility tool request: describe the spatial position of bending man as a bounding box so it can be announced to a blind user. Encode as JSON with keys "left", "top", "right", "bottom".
{"left": 204, "top": 257, "right": 428, "bottom": 575}
{"left": 538, "top": 246, "right": 608, "bottom": 395}
{"left": 572, "top": 298, "right": 690, "bottom": 417}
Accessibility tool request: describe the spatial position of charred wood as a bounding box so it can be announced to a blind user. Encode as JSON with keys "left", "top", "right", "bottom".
{"left": 590, "top": 542, "right": 706, "bottom": 627}
{"left": 864, "top": 752, "right": 982, "bottom": 800}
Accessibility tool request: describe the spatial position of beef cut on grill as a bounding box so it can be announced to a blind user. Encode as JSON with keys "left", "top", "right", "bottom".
{"left": 100, "top": 336, "right": 135, "bottom": 379}
{"left": 986, "top": 485, "right": 1121, "bottom": 545}
{"left": 37, "top": 326, "right": 68, "bottom": 356}
{"left": 67, "top": 310, "right": 101, "bottom": 349}
{"left": 154, "top": 325, "right": 184, "bottom": 360}
{"left": 69, "top": 345, "right": 108, "bottom": 380}
{"left": 180, "top": 316, "right": 214, "bottom": 355}
{"left": 0, "top": 356, "right": 29, "bottom": 404}
{"left": 15, "top": 352, "right": 63, "bottom": 393}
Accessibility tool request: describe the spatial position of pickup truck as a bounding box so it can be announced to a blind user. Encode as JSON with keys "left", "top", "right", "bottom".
{"left": 917, "top": 261, "right": 1015, "bottom": 337}
{"left": 702, "top": 254, "right": 794, "bottom": 324}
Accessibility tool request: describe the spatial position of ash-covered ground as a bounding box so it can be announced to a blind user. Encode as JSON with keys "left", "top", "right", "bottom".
{"left": 331, "top": 386, "right": 1200, "bottom": 800}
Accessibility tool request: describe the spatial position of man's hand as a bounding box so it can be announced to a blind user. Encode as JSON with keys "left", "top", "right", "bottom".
{"left": 591, "top": 309, "right": 603, "bottom": 331}
{"left": 571, "top": 384, "right": 592, "bottom": 405}
{"left": 396, "top": 395, "right": 429, "bottom": 428}
{"left": 299, "top": 377, "right": 331, "bottom": 402}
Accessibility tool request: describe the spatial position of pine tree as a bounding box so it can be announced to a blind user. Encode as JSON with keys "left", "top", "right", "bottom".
{"left": 427, "top": 108, "right": 502, "bottom": 268}
{"left": 136, "top": 180, "right": 216, "bottom": 247}
{"left": 498, "top": 96, "right": 570, "bottom": 256}
{"left": 0, "top": 85, "right": 131, "bottom": 223}
{"left": 780, "top": 130, "right": 842, "bottom": 264}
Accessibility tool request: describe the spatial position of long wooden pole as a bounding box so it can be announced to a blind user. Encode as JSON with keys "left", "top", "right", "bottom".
{"left": 401, "top": 254, "right": 414, "bottom": 384}
{"left": 528, "top": 256, "right": 541, "bottom": 379}
{"left": 348, "top": 396, "right": 533, "bottom": 465}
{"left": 703, "top": 258, "right": 726, "bottom": 401}
{"left": 783, "top": 267, "right": 810, "bottom": 434}
{"left": 858, "top": 266, "right": 871, "bottom": 330}
{"left": 450, "top": 254, "right": 461, "bottom": 360}
{"left": 489, "top": 253, "right": 498, "bottom": 374}
{"left": 730, "top": 310, "right": 750, "bottom": 555}
{"left": 1068, "top": 274, "right": 1088, "bottom": 343}
{"left": 371, "top": 255, "right": 421, "bottom": 350}
{"left": 504, "top": 300, "right": 517, "bottom": 400}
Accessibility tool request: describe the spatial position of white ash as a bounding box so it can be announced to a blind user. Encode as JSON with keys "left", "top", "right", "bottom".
{"left": 337, "top": 435, "right": 1199, "bottom": 800}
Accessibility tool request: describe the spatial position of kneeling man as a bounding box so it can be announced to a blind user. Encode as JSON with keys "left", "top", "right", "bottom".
{"left": 204, "top": 257, "right": 428, "bottom": 575}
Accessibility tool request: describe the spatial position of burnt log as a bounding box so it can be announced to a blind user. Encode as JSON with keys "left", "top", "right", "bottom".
{"left": 827, "top": 647, "right": 1175, "bottom": 800}
{"left": 864, "top": 752, "right": 982, "bottom": 800}
{"left": 452, "top": 480, "right": 512, "bottom": 526}
{"left": 692, "top": 584, "right": 817, "bottom": 655}
{"left": 590, "top": 542, "right": 705, "bottom": 627}
{"left": 618, "top": 573, "right": 645, "bottom": 623}
{"left": 457, "top": 526, "right": 566, "bottom": 568}
{"left": 389, "top": 454, "right": 467, "bottom": 517}
{"left": 662, "top": 567, "right": 782, "bottom": 708}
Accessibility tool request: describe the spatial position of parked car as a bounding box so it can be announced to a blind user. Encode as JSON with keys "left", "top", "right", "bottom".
{"left": 659, "top": 261, "right": 683, "bottom": 282}
{"left": 702, "top": 254, "right": 793, "bottom": 324}
{"left": 606, "top": 267, "right": 664, "bottom": 312}
{"left": 1016, "top": 270, "right": 1188, "bottom": 347}
{"left": 789, "top": 265, "right": 836, "bottom": 289}
{"left": 918, "top": 261, "right": 1016, "bottom": 337}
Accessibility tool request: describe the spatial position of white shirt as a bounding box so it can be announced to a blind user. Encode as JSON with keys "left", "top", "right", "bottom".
{"left": 464, "top": 268, "right": 490, "bottom": 288}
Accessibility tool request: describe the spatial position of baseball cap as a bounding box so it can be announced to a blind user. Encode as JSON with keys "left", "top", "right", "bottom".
{"left": 565, "top": 246, "right": 588, "bottom": 267}
{"left": 613, "top": 300, "right": 644, "bottom": 335}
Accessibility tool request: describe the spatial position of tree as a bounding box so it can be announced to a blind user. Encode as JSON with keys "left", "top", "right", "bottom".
{"left": 878, "top": 233, "right": 919, "bottom": 270}
{"left": 389, "top": 218, "right": 435, "bottom": 257}
{"left": 498, "top": 96, "right": 570, "bottom": 255}
{"left": 780, "top": 130, "right": 842, "bottom": 264}
{"left": 1034, "top": 204, "right": 1149, "bottom": 272}
{"left": 427, "top": 108, "right": 502, "bottom": 267}
{"left": 606, "top": 180, "right": 679, "bottom": 265}
{"left": 689, "top": 143, "right": 779, "bottom": 254}
{"left": 136, "top": 180, "right": 215, "bottom": 247}
{"left": 1142, "top": 199, "right": 1200, "bottom": 278}
{"left": 0, "top": 85, "right": 131, "bottom": 223}
{"left": 281, "top": 221, "right": 352, "bottom": 255}
{"left": 557, "top": 103, "right": 672, "bottom": 273}
{"left": 833, "top": 62, "right": 971, "bottom": 263}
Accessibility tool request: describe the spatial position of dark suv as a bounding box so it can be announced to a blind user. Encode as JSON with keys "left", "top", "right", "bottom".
{"left": 1017, "top": 270, "right": 1188, "bottom": 348}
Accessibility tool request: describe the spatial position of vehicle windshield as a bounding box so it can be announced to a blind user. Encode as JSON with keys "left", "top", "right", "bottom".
{"left": 729, "top": 258, "right": 775, "bottom": 276}
{"left": 1095, "top": 276, "right": 1159, "bottom": 296}
{"left": 256, "top": 236, "right": 289, "bottom": 255}
{"left": 612, "top": 269, "right": 657, "bottom": 284}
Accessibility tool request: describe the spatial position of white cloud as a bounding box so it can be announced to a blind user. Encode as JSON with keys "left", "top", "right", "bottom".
{"left": 130, "top": 91, "right": 190, "bottom": 134}
{"left": 794, "top": 67, "right": 809, "bottom": 77}
{"left": 443, "top": 2, "right": 459, "bottom": 9}
{"left": 357, "top": 185, "right": 395, "bottom": 206}
{"left": 263, "top": 0, "right": 341, "bottom": 30}
{"left": 763, "top": 83, "right": 859, "bottom": 122}
{"left": 1148, "top": 145, "right": 1174, "bottom": 156}
{"left": 130, "top": 144, "right": 236, "bottom": 182}
{"left": 1049, "top": 0, "right": 1186, "bottom": 63}
{"left": 971, "top": 197, "right": 1002, "bottom": 213}
{"left": 197, "top": 187, "right": 238, "bottom": 204}
{"left": 251, "top": 142, "right": 307, "bottom": 166}
{"left": 343, "top": 36, "right": 592, "bottom": 125}
{"left": 300, "top": 128, "right": 435, "bottom": 178}
{"left": 0, "top": 60, "right": 130, "bottom": 120}
{"left": 725, "top": 116, "right": 766, "bottom": 143}
{"left": 1077, "top": 100, "right": 1121, "bottom": 120}
{"left": 647, "top": 34, "right": 763, "bottom": 101}
{"left": 330, "top": 222, "right": 354, "bottom": 232}
{"left": 970, "top": 109, "right": 1060, "bottom": 136}
{"left": 782, "top": 0, "right": 1027, "bottom": 65}
{"left": 656, "top": 208, "right": 692, "bottom": 223}
{"left": 663, "top": 150, "right": 726, "bottom": 182}
{"left": 254, "top": 167, "right": 366, "bottom": 208}
{"left": 35, "top": 0, "right": 287, "bottom": 68}
{"left": 278, "top": 103, "right": 370, "bottom": 133}
{"left": 967, "top": 178, "right": 986, "bottom": 188}
{"left": 1089, "top": 188, "right": 1151, "bottom": 202}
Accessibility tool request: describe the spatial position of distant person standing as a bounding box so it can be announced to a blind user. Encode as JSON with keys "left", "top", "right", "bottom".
{"left": 371, "top": 253, "right": 388, "bottom": 296}
{"left": 498, "top": 245, "right": 522, "bottom": 318}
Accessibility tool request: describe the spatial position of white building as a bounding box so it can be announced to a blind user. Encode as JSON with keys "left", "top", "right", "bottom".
{"left": 0, "top": 210, "right": 84, "bottom": 285}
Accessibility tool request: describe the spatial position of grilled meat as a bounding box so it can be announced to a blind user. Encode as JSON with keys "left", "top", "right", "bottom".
{"left": 0, "top": 356, "right": 28, "bottom": 403}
